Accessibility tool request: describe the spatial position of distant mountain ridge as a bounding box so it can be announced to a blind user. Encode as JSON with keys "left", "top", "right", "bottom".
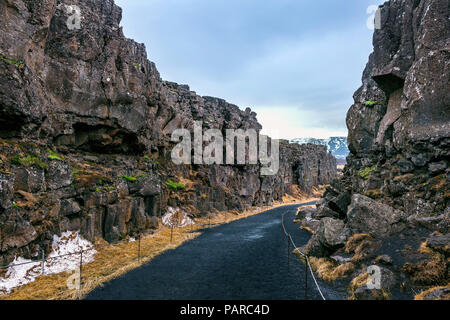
{"left": 290, "top": 137, "right": 349, "bottom": 160}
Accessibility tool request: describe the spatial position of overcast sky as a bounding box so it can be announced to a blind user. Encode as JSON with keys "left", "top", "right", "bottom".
{"left": 115, "top": 0, "right": 385, "bottom": 139}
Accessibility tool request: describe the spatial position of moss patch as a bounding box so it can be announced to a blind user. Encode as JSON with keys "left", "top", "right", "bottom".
{"left": 363, "top": 100, "right": 378, "bottom": 107}
{"left": 10, "top": 155, "right": 48, "bottom": 171}
{"left": 358, "top": 165, "right": 377, "bottom": 180}
{"left": 0, "top": 54, "right": 25, "bottom": 68}
{"left": 47, "top": 149, "right": 64, "bottom": 161}
{"left": 166, "top": 179, "right": 185, "bottom": 191}
{"left": 119, "top": 175, "right": 137, "bottom": 182}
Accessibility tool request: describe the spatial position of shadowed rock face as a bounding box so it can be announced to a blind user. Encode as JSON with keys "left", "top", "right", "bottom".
{"left": 344, "top": 0, "right": 449, "bottom": 220}
{"left": 0, "top": 0, "right": 337, "bottom": 265}
{"left": 303, "top": 0, "right": 449, "bottom": 299}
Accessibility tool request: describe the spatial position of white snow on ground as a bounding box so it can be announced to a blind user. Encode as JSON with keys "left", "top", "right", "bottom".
{"left": 0, "top": 231, "right": 96, "bottom": 294}
{"left": 162, "top": 207, "right": 194, "bottom": 228}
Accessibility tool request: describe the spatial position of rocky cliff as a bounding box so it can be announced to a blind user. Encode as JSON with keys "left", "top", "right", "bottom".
{"left": 299, "top": 0, "right": 449, "bottom": 299}
{"left": 290, "top": 137, "right": 349, "bottom": 160}
{"left": 0, "top": 0, "right": 336, "bottom": 266}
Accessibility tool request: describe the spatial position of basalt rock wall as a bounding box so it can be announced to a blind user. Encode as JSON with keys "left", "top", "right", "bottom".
{"left": 302, "top": 0, "right": 449, "bottom": 299}
{"left": 0, "top": 0, "right": 336, "bottom": 265}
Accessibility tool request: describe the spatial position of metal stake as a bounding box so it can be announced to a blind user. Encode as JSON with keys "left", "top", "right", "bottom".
{"left": 41, "top": 250, "right": 45, "bottom": 275}
{"left": 287, "top": 237, "right": 290, "bottom": 272}
{"left": 138, "top": 234, "right": 141, "bottom": 263}
{"left": 79, "top": 250, "right": 83, "bottom": 292}
{"left": 305, "top": 257, "right": 308, "bottom": 300}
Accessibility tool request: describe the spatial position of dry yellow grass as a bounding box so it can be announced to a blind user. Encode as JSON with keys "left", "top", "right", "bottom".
{"left": 349, "top": 272, "right": 370, "bottom": 293}
{"left": 347, "top": 272, "right": 391, "bottom": 300}
{"left": 1, "top": 195, "right": 319, "bottom": 300}
{"left": 299, "top": 225, "right": 315, "bottom": 234}
{"left": 415, "top": 283, "right": 450, "bottom": 300}
{"left": 305, "top": 257, "right": 354, "bottom": 282}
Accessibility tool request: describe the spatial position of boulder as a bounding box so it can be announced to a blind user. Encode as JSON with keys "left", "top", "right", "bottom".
{"left": 347, "top": 194, "right": 406, "bottom": 238}
{"left": 295, "top": 206, "right": 316, "bottom": 220}
{"left": 304, "top": 217, "right": 349, "bottom": 257}
{"left": 318, "top": 217, "right": 349, "bottom": 248}
{"left": 300, "top": 218, "right": 320, "bottom": 234}
{"left": 426, "top": 232, "right": 449, "bottom": 255}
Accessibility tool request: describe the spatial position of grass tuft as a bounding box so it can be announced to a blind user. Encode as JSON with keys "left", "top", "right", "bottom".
{"left": 300, "top": 257, "right": 354, "bottom": 282}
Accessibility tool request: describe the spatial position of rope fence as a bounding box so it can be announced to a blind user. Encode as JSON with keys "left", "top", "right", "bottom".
{"left": 281, "top": 212, "right": 327, "bottom": 300}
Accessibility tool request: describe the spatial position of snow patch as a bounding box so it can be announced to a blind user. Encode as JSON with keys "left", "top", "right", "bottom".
{"left": 0, "top": 231, "right": 95, "bottom": 294}
{"left": 162, "top": 207, "right": 194, "bottom": 228}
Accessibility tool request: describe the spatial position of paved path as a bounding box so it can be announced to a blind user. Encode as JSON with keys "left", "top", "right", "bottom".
{"left": 86, "top": 203, "right": 346, "bottom": 300}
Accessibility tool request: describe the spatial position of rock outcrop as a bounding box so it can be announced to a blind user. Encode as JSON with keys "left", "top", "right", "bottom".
{"left": 0, "top": 0, "right": 336, "bottom": 266}
{"left": 301, "top": 0, "right": 449, "bottom": 299}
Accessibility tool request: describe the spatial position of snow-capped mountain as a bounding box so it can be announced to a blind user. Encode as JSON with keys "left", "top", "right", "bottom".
{"left": 290, "top": 137, "right": 349, "bottom": 160}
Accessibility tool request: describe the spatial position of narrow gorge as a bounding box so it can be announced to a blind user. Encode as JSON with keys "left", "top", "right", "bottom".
{"left": 0, "top": 0, "right": 336, "bottom": 268}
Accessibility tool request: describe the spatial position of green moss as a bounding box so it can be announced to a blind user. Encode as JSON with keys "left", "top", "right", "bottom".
{"left": 0, "top": 54, "right": 25, "bottom": 68}
{"left": 358, "top": 165, "right": 377, "bottom": 180}
{"left": 166, "top": 179, "right": 185, "bottom": 191}
{"left": 10, "top": 157, "right": 21, "bottom": 165}
{"left": 119, "top": 175, "right": 137, "bottom": 182}
{"left": 47, "top": 149, "right": 64, "bottom": 161}
{"left": 11, "top": 202, "right": 20, "bottom": 209}
{"left": 10, "top": 155, "right": 48, "bottom": 171}
{"left": 363, "top": 100, "right": 378, "bottom": 107}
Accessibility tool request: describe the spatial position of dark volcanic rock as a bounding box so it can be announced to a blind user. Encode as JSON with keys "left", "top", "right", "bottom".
{"left": 302, "top": 0, "right": 449, "bottom": 298}
{"left": 347, "top": 194, "right": 407, "bottom": 238}
{"left": 0, "top": 0, "right": 337, "bottom": 265}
